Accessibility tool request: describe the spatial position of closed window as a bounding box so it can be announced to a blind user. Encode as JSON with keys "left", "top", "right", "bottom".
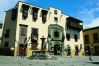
{"left": 20, "top": 27, "right": 27, "bottom": 36}
{"left": 84, "top": 35, "right": 89, "bottom": 44}
{"left": 66, "top": 33, "right": 70, "bottom": 41}
{"left": 93, "top": 33, "right": 99, "bottom": 43}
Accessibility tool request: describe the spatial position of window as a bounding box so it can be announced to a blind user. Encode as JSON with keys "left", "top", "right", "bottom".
{"left": 41, "top": 10, "right": 48, "bottom": 23}
{"left": 84, "top": 35, "right": 89, "bottom": 44}
{"left": 54, "top": 10, "right": 57, "bottom": 14}
{"left": 66, "top": 33, "right": 70, "bottom": 41}
{"left": 22, "top": 4, "right": 30, "bottom": 19}
{"left": 11, "top": 8, "right": 18, "bottom": 20}
{"left": 93, "top": 33, "right": 99, "bottom": 43}
{"left": 31, "top": 28, "right": 38, "bottom": 43}
{"left": 20, "top": 27, "right": 27, "bottom": 36}
{"left": 32, "top": 7, "right": 39, "bottom": 21}
{"left": 54, "top": 31, "right": 59, "bottom": 38}
{"left": 4, "top": 29, "right": 10, "bottom": 38}
{"left": 54, "top": 17, "right": 58, "bottom": 22}
{"left": 74, "top": 34, "right": 78, "bottom": 42}
{"left": 4, "top": 42, "right": 9, "bottom": 47}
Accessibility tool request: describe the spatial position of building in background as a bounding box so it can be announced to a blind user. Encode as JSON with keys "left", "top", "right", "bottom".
{"left": 83, "top": 26, "right": 99, "bottom": 56}
{"left": 0, "top": 23, "right": 2, "bottom": 45}
{"left": 1, "top": 1, "right": 84, "bottom": 56}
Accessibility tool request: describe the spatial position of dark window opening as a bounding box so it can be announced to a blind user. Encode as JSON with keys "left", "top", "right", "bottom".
{"left": 32, "top": 7, "right": 39, "bottom": 21}
{"left": 54, "top": 31, "right": 59, "bottom": 38}
{"left": 93, "top": 33, "right": 99, "bottom": 43}
{"left": 54, "top": 17, "right": 58, "bottom": 22}
{"left": 22, "top": 4, "right": 30, "bottom": 19}
{"left": 54, "top": 10, "right": 57, "bottom": 14}
{"left": 66, "top": 33, "right": 70, "bottom": 41}
{"left": 4, "top": 42, "right": 9, "bottom": 47}
{"left": 84, "top": 35, "right": 89, "bottom": 44}
{"left": 11, "top": 8, "right": 18, "bottom": 20}
{"left": 4, "top": 29, "right": 10, "bottom": 38}
{"left": 31, "top": 28, "right": 38, "bottom": 43}
{"left": 74, "top": 34, "right": 78, "bottom": 42}
{"left": 41, "top": 10, "right": 48, "bottom": 23}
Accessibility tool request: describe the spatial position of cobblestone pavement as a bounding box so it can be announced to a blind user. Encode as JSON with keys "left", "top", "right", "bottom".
{"left": 0, "top": 56, "right": 99, "bottom": 66}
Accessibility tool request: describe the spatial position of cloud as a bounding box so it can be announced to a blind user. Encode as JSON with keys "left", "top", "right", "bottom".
{"left": 74, "top": 0, "right": 99, "bottom": 28}
{"left": 85, "top": 18, "right": 99, "bottom": 28}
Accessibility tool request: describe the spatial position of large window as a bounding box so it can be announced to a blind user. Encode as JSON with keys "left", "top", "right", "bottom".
{"left": 11, "top": 8, "right": 18, "bottom": 20}
{"left": 22, "top": 4, "right": 30, "bottom": 19}
{"left": 31, "top": 28, "right": 38, "bottom": 43}
{"left": 84, "top": 35, "right": 89, "bottom": 44}
{"left": 41, "top": 10, "right": 48, "bottom": 23}
{"left": 20, "top": 27, "right": 27, "bottom": 36}
{"left": 66, "top": 33, "right": 70, "bottom": 41}
{"left": 74, "top": 34, "right": 78, "bottom": 42}
{"left": 93, "top": 33, "right": 99, "bottom": 43}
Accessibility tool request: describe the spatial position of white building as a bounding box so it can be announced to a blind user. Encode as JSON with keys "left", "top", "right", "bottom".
{"left": 1, "top": 1, "right": 84, "bottom": 56}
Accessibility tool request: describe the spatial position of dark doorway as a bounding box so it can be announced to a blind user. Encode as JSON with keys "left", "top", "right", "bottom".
{"left": 94, "top": 46, "right": 99, "bottom": 56}
{"left": 75, "top": 46, "right": 79, "bottom": 56}
{"left": 54, "top": 44, "right": 61, "bottom": 55}
{"left": 19, "top": 44, "right": 25, "bottom": 56}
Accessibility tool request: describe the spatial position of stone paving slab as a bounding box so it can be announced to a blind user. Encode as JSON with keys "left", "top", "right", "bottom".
{"left": 0, "top": 56, "right": 99, "bottom": 66}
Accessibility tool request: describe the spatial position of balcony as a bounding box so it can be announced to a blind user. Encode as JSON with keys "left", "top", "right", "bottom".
{"left": 66, "top": 17, "right": 83, "bottom": 31}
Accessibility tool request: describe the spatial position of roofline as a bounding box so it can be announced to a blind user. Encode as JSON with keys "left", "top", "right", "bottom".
{"left": 4, "top": 1, "right": 83, "bottom": 22}
{"left": 83, "top": 26, "right": 99, "bottom": 31}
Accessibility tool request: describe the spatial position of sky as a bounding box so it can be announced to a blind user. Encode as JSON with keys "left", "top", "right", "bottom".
{"left": 0, "top": 0, "right": 99, "bottom": 28}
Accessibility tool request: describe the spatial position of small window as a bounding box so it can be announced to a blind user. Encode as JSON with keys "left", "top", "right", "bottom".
{"left": 4, "top": 42, "right": 9, "bottom": 47}
{"left": 4, "top": 29, "right": 10, "bottom": 38}
{"left": 54, "top": 31, "right": 59, "bottom": 38}
{"left": 54, "top": 17, "right": 58, "bottom": 22}
{"left": 74, "top": 34, "right": 78, "bottom": 42}
{"left": 66, "top": 33, "right": 70, "bottom": 41}
{"left": 54, "top": 10, "right": 57, "bottom": 14}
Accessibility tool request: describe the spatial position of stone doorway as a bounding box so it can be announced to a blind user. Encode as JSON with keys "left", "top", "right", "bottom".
{"left": 54, "top": 44, "right": 61, "bottom": 55}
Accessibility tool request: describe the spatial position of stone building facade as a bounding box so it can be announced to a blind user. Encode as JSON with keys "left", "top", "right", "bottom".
{"left": 1, "top": 1, "right": 84, "bottom": 56}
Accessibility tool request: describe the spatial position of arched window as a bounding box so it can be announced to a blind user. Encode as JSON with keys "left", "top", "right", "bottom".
{"left": 54, "top": 31, "right": 59, "bottom": 38}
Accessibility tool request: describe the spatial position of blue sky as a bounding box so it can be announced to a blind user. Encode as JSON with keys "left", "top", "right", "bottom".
{"left": 0, "top": 0, "right": 99, "bottom": 28}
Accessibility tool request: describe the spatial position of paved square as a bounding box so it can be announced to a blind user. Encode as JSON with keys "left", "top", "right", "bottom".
{"left": 0, "top": 56, "right": 99, "bottom": 66}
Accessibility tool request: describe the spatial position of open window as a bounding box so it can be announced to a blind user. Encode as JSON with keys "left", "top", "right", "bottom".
{"left": 31, "top": 28, "right": 38, "bottom": 43}
{"left": 11, "top": 8, "right": 18, "bottom": 20}
{"left": 41, "top": 10, "right": 48, "bottom": 23}
{"left": 22, "top": 4, "right": 30, "bottom": 19}
{"left": 32, "top": 7, "right": 39, "bottom": 21}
